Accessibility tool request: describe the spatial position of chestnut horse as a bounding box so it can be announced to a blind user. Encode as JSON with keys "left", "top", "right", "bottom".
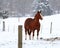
{"left": 24, "top": 11, "right": 43, "bottom": 40}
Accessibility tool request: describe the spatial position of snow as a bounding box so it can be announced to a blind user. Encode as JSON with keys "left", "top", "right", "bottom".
{"left": 0, "top": 18, "right": 18, "bottom": 48}
{"left": 0, "top": 32, "right": 18, "bottom": 48}
{"left": 0, "top": 14, "right": 60, "bottom": 48}
{"left": 19, "top": 14, "right": 60, "bottom": 48}
{"left": 23, "top": 40, "right": 60, "bottom": 48}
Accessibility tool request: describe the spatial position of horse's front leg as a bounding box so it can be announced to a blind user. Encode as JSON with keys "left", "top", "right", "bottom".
{"left": 37, "top": 29, "right": 40, "bottom": 40}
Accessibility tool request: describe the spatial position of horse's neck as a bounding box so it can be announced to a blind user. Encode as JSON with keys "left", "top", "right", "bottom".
{"left": 34, "top": 17, "right": 39, "bottom": 22}
{"left": 34, "top": 13, "right": 40, "bottom": 22}
{"left": 34, "top": 18, "right": 39, "bottom": 23}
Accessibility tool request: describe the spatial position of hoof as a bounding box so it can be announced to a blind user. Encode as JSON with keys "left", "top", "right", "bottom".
{"left": 25, "top": 38, "right": 27, "bottom": 40}
{"left": 37, "top": 37, "right": 38, "bottom": 40}
{"left": 29, "top": 38, "right": 31, "bottom": 40}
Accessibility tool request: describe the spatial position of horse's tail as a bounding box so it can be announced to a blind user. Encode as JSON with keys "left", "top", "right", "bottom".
{"left": 28, "top": 29, "right": 31, "bottom": 35}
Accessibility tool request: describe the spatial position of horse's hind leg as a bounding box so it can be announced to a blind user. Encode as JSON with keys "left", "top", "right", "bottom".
{"left": 29, "top": 30, "right": 31, "bottom": 40}
{"left": 32, "top": 30, "right": 35, "bottom": 40}
{"left": 25, "top": 29, "right": 27, "bottom": 40}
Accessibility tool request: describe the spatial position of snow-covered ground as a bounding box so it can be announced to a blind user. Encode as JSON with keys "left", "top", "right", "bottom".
{"left": 0, "top": 18, "right": 18, "bottom": 48}
{"left": 0, "top": 14, "right": 60, "bottom": 48}
{"left": 19, "top": 14, "right": 60, "bottom": 48}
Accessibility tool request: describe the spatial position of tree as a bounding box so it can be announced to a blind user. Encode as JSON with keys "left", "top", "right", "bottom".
{"left": 32, "top": 0, "right": 53, "bottom": 16}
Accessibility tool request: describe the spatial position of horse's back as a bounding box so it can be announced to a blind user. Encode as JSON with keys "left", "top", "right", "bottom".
{"left": 24, "top": 18, "right": 33, "bottom": 29}
{"left": 25, "top": 18, "right": 33, "bottom": 24}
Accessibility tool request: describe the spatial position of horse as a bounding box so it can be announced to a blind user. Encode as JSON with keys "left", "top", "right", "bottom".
{"left": 24, "top": 11, "right": 43, "bottom": 40}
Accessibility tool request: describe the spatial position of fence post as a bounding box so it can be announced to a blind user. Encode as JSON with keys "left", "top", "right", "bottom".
{"left": 50, "top": 22, "right": 52, "bottom": 34}
{"left": 3, "top": 21, "right": 5, "bottom": 31}
{"left": 18, "top": 25, "right": 22, "bottom": 48}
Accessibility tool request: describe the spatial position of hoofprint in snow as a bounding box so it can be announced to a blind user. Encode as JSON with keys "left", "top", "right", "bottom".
{"left": 19, "top": 14, "right": 60, "bottom": 48}
{"left": 0, "top": 14, "right": 60, "bottom": 48}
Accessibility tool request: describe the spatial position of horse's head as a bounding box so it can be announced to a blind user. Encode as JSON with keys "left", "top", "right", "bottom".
{"left": 35, "top": 11, "right": 43, "bottom": 20}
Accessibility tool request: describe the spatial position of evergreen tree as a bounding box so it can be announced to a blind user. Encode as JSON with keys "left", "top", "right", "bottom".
{"left": 32, "top": 0, "right": 53, "bottom": 16}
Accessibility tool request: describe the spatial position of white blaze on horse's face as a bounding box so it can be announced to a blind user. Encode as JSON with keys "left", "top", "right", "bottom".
{"left": 40, "top": 13, "right": 43, "bottom": 20}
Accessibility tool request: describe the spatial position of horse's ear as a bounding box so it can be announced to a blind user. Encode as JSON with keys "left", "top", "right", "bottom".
{"left": 40, "top": 11, "right": 41, "bottom": 13}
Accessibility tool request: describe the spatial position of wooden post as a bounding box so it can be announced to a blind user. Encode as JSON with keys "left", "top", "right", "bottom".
{"left": 3, "top": 21, "right": 5, "bottom": 31}
{"left": 18, "top": 25, "right": 22, "bottom": 48}
{"left": 50, "top": 22, "right": 52, "bottom": 34}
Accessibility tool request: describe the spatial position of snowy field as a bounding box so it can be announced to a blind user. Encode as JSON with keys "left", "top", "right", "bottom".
{"left": 0, "top": 14, "right": 60, "bottom": 48}
{"left": 0, "top": 18, "right": 18, "bottom": 48}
